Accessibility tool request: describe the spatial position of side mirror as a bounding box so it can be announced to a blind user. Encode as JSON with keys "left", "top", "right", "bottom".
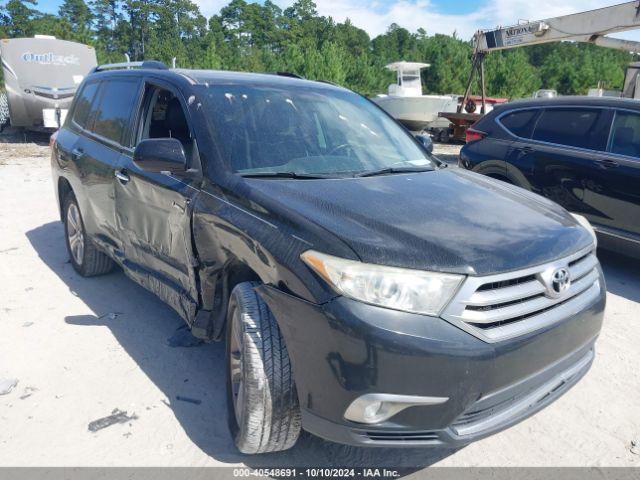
{"left": 133, "top": 138, "right": 187, "bottom": 174}
{"left": 416, "top": 133, "right": 434, "bottom": 154}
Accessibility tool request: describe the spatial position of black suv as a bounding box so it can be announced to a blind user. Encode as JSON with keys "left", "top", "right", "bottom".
{"left": 51, "top": 62, "right": 604, "bottom": 454}
{"left": 460, "top": 96, "right": 640, "bottom": 259}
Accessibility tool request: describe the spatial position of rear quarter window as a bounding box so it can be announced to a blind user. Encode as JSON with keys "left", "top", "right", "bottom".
{"left": 71, "top": 82, "right": 100, "bottom": 129}
{"left": 91, "top": 79, "right": 140, "bottom": 145}
{"left": 532, "top": 108, "right": 611, "bottom": 151}
{"left": 499, "top": 109, "right": 539, "bottom": 138}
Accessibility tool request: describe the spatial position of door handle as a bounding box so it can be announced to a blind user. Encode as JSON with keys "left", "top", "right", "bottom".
{"left": 71, "top": 148, "right": 84, "bottom": 159}
{"left": 595, "top": 159, "right": 619, "bottom": 169}
{"left": 517, "top": 146, "right": 534, "bottom": 154}
{"left": 115, "top": 170, "right": 130, "bottom": 183}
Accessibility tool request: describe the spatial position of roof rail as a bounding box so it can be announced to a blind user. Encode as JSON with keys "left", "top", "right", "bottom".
{"left": 91, "top": 60, "right": 168, "bottom": 73}
{"left": 317, "top": 79, "right": 342, "bottom": 87}
{"left": 273, "top": 71, "right": 304, "bottom": 79}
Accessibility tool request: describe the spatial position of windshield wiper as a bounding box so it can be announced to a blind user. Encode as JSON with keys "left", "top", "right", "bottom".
{"left": 239, "top": 172, "right": 335, "bottom": 179}
{"left": 355, "top": 166, "right": 433, "bottom": 178}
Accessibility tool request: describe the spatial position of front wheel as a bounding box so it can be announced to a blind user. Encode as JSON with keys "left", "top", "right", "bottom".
{"left": 226, "top": 282, "right": 301, "bottom": 454}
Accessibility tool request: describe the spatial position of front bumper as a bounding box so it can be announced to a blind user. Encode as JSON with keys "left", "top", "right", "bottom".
{"left": 301, "top": 345, "right": 594, "bottom": 447}
{"left": 258, "top": 276, "right": 605, "bottom": 447}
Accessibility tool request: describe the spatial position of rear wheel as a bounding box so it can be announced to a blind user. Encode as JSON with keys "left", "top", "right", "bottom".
{"left": 63, "top": 193, "right": 114, "bottom": 277}
{"left": 226, "top": 282, "right": 301, "bottom": 454}
{"left": 488, "top": 174, "right": 513, "bottom": 185}
{"left": 438, "top": 129, "right": 450, "bottom": 144}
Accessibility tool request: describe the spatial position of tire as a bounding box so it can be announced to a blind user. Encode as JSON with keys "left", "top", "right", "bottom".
{"left": 226, "top": 282, "right": 301, "bottom": 454}
{"left": 63, "top": 192, "right": 114, "bottom": 277}
{"left": 0, "top": 91, "right": 9, "bottom": 133}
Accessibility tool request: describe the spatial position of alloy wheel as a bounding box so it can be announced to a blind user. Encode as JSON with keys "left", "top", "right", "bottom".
{"left": 66, "top": 203, "right": 84, "bottom": 265}
{"left": 229, "top": 308, "right": 245, "bottom": 426}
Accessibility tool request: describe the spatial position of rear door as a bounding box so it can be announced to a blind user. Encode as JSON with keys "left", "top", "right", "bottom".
{"left": 522, "top": 107, "right": 613, "bottom": 219}
{"left": 499, "top": 107, "right": 541, "bottom": 184}
{"left": 583, "top": 109, "right": 640, "bottom": 237}
{"left": 55, "top": 79, "right": 99, "bottom": 223}
{"left": 72, "top": 77, "right": 142, "bottom": 253}
{"left": 113, "top": 79, "right": 201, "bottom": 322}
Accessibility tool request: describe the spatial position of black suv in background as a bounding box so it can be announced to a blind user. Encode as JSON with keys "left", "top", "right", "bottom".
{"left": 51, "top": 62, "right": 604, "bottom": 454}
{"left": 460, "top": 97, "right": 640, "bottom": 258}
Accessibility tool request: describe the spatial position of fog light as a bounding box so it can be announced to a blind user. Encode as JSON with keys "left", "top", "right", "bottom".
{"left": 344, "top": 393, "right": 449, "bottom": 425}
{"left": 362, "top": 401, "right": 383, "bottom": 422}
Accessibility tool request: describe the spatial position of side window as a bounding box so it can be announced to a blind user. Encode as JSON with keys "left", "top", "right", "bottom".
{"left": 532, "top": 108, "right": 609, "bottom": 150}
{"left": 608, "top": 111, "right": 640, "bottom": 158}
{"left": 71, "top": 82, "right": 99, "bottom": 129}
{"left": 92, "top": 79, "right": 140, "bottom": 145}
{"left": 499, "top": 109, "right": 539, "bottom": 138}
{"left": 139, "top": 85, "right": 193, "bottom": 162}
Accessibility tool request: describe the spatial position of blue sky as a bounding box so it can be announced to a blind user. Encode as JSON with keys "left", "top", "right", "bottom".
{"left": 24, "top": 0, "right": 640, "bottom": 41}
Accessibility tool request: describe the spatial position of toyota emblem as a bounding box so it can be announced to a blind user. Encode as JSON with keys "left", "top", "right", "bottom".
{"left": 550, "top": 268, "right": 571, "bottom": 297}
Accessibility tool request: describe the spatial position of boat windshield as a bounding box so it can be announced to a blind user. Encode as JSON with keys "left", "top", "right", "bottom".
{"left": 402, "top": 74, "right": 420, "bottom": 83}
{"left": 199, "top": 83, "right": 435, "bottom": 177}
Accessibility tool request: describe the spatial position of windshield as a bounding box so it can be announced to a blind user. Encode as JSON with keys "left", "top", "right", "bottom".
{"left": 401, "top": 74, "right": 420, "bottom": 83}
{"left": 199, "top": 84, "right": 434, "bottom": 177}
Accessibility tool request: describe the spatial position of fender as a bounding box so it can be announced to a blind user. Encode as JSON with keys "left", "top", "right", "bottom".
{"left": 473, "top": 160, "right": 533, "bottom": 190}
{"left": 188, "top": 188, "right": 320, "bottom": 341}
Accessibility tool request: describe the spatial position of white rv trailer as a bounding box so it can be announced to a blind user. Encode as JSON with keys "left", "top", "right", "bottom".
{"left": 0, "top": 35, "right": 97, "bottom": 131}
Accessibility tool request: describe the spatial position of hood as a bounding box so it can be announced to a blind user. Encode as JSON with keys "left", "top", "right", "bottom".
{"left": 246, "top": 168, "right": 594, "bottom": 276}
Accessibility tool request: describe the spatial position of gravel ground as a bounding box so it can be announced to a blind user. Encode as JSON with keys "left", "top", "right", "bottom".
{"left": 432, "top": 142, "right": 462, "bottom": 165}
{"left": 0, "top": 135, "right": 639, "bottom": 468}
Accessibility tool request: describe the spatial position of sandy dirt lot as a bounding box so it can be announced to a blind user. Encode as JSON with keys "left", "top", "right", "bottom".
{"left": 0, "top": 137, "right": 639, "bottom": 468}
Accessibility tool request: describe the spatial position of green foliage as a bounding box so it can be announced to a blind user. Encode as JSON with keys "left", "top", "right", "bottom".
{"left": 418, "top": 34, "right": 472, "bottom": 94}
{"left": 3, "top": 0, "right": 38, "bottom": 37}
{"left": 59, "top": 0, "right": 93, "bottom": 39}
{"left": 0, "top": 0, "right": 636, "bottom": 98}
{"left": 534, "top": 43, "right": 629, "bottom": 94}
{"left": 484, "top": 49, "right": 541, "bottom": 98}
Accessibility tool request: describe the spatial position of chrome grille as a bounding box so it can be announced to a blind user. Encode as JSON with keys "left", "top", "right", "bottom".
{"left": 441, "top": 246, "right": 601, "bottom": 343}
{"left": 31, "top": 86, "right": 76, "bottom": 100}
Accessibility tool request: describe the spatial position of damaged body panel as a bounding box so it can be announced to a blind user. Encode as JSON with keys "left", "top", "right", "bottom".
{"left": 53, "top": 71, "right": 203, "bottom": 323}
{"left": 114, "top": 158, "right": 201, "bottom": 322}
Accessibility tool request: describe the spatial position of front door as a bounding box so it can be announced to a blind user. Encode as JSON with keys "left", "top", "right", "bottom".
{"left": 114, "top": 81, "right": 201, "bottom": 321}
{"left": 526, "top": 107, "right": 613, "bottom": 221}
{"left": 584, "top": 109, "right": 640, "bottom": 237}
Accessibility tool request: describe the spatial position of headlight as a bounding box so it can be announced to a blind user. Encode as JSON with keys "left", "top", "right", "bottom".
{"left": 571, "top": 213, "right": 597, "bottom": 247}
{"left": 301, "top": 250, "right": 463, "bottom": 316}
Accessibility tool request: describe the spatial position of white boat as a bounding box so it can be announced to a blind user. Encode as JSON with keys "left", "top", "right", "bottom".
{"left": 532, "top": 89, "right": 558, "bottom": 99}
{"left": 372, "top": 61, "right": 458, "bottom": 131}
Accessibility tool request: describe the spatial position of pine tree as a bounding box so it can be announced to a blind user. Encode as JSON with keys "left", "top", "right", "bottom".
{"left": 3, "top": 0, "right": 38, "bottom": 37}
{"left": 91, "top": 0, "right": 127, "bottom": 62}
{"left": 59, "top": 0, "right": 93, "bottom": 43}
